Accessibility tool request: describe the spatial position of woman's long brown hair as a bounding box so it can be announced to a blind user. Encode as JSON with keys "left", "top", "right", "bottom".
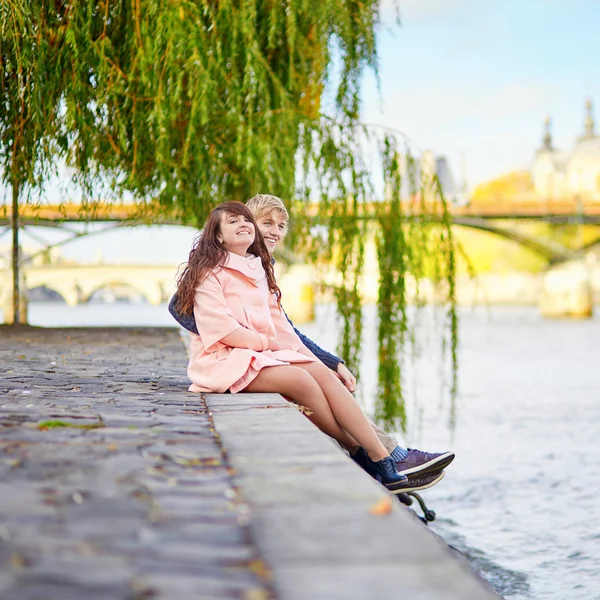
{"left": 175, "top": 201, "right": 281, "bottom": 315}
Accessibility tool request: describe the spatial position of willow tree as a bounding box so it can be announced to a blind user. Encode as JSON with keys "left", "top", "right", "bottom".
{"left": 1, "top": 0, "right": 457, "bottom": 430}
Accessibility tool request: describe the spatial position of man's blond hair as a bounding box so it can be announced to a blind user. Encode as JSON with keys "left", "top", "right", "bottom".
{"left": 246, "top": 194, "right": 289, "bottom": 225}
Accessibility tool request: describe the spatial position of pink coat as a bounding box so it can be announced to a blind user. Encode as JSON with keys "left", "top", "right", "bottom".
{"left": 187, "top": 252, "right": 315, "bottom": 393}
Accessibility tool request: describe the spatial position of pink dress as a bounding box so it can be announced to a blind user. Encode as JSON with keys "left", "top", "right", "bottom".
{"left": 187, "top": 252, "right": 315, "bottom": 393}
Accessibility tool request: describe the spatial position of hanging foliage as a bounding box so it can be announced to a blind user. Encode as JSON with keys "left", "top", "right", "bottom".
{"left": 0, "top": 2, "right": 69, "bottom": 190}
{"left": 0, "top": 1, "right": 72, "bottom": 322}
{"left": 1, "top": 0, "right": 457, "bottom": 431}
{"left": 57, "top": 0, "right": 380, "bottom": 223}
{"left": 374, "top": 140, "right": 458, "bottom": 430}
{"left": 289, "top": 120, "right": 458, "bottom": 431}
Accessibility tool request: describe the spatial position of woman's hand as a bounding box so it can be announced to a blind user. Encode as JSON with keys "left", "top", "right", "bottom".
{"left": 336, "top": 363, "right": 356, "bottom": 393}
{"left": 221, "top": 327, "right": 268, "bottom": 351}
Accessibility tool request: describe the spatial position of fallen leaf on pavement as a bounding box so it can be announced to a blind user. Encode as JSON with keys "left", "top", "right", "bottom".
{"left": 369, "top": 496, "right": 393, "bottom": 516}
{"left": 289, "top": 402, "right": 313, "bottom": 416}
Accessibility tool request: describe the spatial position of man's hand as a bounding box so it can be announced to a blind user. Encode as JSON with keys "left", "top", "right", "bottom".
{"left": 336, "top": 363, "right": 356, "bottom": 392}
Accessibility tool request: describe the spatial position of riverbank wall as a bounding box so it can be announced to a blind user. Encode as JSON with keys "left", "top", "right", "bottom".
{"left": 0, "top": 326, "right": 501, "bottom": 599}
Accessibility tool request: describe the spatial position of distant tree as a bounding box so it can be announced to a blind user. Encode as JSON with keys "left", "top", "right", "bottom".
{"left": 471, "top": 170, "right": 535, "bottom": 203}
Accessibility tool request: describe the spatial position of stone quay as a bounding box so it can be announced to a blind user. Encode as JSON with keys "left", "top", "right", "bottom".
{"left": 0, "top": 326, "right": 500, "bottom": 599}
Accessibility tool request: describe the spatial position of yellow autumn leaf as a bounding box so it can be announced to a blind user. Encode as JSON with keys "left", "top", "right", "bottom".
{"left": 289, "top": 402, "right": 313, "bottom": 416}
{"left": 248, "top": 559, "right": 272, "bottom": 581}
{"left": 369, "top": 496, "right": 393, "bottom": 516}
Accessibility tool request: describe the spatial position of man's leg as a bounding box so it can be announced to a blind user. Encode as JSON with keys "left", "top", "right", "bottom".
{"left": 368, "top": 417, "right": 404, "bottom": 455}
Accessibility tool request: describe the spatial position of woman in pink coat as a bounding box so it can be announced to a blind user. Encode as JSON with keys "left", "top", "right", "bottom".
{"left": 174, "top": 201, "right": 407, "bottom": 491}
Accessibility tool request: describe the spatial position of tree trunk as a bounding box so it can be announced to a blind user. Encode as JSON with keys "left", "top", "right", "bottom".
{"left": 11, "top": 178, "right": 20, "bottom": 325}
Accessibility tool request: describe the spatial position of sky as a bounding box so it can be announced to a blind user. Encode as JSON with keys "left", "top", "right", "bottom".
{"left": 1, "top": 0, "right": 600, "bottom": 264}
{"left": 370, "top": 0, "right": 600, "bottom": 187}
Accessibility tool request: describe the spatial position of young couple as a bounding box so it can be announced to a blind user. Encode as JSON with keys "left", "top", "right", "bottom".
{"left": 169, "top": 194, "right": 454, "bottom": 493}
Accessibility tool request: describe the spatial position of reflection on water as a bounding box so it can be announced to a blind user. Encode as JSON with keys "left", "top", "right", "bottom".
{"left": 6, "top": 302, "right": 600, "bottom": 600}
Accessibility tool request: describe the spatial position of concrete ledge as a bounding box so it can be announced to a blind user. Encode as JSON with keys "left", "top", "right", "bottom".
{"left": 1, "top": 327, "right": 499, "bottom": 599}
{"left": 205, "top": 393, "right": 501, "bottom": 600}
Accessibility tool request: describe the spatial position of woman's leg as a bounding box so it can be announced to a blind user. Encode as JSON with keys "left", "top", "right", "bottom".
{"left": 292, "top": 361, "right": 390, "bottom": 462}
{"left": 243, "top": 365, "right": 359, "bottom": 451}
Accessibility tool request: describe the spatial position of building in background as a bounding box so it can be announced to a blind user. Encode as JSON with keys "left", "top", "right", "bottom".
{"left": 532, "top": 99, "right": 600, "bottom": 200}
{"left": 398, "top": 149, "right": 466, "bottom": 206}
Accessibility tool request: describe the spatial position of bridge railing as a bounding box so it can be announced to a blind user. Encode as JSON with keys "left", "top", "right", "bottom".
{"left": 2, "top": 197, "right": 600, "bottom": 225}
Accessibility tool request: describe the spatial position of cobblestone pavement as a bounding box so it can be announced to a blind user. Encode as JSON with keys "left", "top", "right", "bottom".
{"left": 0, "top": 327, "right": 272, "bottom": 600}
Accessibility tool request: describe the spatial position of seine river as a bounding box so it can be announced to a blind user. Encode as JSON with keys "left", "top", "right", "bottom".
{"left": 9, "top": 302, "right": 600, "bottom": 600}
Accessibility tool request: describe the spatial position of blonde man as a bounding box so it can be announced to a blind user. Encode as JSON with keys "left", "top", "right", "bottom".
{"left": 169, "top": 194, "right": 454, "bottom": 490}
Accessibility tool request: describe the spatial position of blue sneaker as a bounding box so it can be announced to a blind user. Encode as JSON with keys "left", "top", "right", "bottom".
{"left": 370, "top": 456, "right": 410, "bottom": 492}
{"left": 352, "top": 449, "right": 409, "bottom": 493}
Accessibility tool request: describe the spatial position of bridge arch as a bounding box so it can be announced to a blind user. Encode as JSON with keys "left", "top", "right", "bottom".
{"left": 28, "top": 285, "right": 68, "bottom": 304}
{"left": 449, "top": 217, "right": 577, "bottom": 263}
{"left": 84, "top": 281, "right": 161, "bottom": 306}
{"left": 26, "top": 281, "right": 82, "bottom": 306}
{"left": 21, "top": 265, "right": 176, "bottom": 307}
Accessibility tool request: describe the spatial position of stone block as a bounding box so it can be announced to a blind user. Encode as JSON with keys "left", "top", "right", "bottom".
{"left": 234, "top": 465, "right": 385, "bottom": 507}
{"left": 249, "top": 501, "right": 450, "bottom": 565}
{"left": 205, "top": 392, "right": 289, "bottom": 412}
{"left": 272, "top": 562, "right": 500, "bottom": 600}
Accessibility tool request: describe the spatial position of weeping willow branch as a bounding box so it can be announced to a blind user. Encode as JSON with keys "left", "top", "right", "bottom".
{"left": 291, "top": 125, "right": 458, "bottom": 432}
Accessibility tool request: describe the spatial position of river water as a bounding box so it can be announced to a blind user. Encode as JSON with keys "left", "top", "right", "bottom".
{"left": 6, "top": 302, "right": 600, "bottom": 599}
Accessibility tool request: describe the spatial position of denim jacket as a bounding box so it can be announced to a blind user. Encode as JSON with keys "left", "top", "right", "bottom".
{"left": 168, "top": 265, "right": 343, "bottom": 371}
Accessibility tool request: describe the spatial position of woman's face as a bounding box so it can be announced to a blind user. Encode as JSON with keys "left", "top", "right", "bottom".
{"left": 255, "top": 210, "right": 288, "bottom": 255}
{"left": 219, "top": 212, "right": 255, "bottom": 255}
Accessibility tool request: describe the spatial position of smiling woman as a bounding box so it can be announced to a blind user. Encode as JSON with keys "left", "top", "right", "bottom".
{"left": 217, "top": 213, "right": 256, "bottom": 256}
{"left": 174, "top": 202, "right": 279, "bottom": 318}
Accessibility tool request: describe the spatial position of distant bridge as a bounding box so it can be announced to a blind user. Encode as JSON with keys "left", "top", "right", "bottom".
{"left": 3, "top": 199, "right": 600, "bottom": 223}
{"left": 0, "top": 264, "right": 179, "bottom": 307}
{"left": 2, "top": 200, "right": 600, "bottom": 264}
{"left": 447, "top": 216, "right": 600, "bottom": 263}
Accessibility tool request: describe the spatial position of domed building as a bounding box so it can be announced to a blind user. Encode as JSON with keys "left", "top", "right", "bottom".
{"left": 532, "top": 99, "right": 600, "bottom": 201}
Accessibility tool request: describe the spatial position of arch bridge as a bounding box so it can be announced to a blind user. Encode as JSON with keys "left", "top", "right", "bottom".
{"left": 2, "top": 200, "right": 600, "bottom": 265}
{"left": 0, "top": 264, "right": 179, "bottom": 308}
{"left": 444, "top": 215, "right": 600, "bottom": 263}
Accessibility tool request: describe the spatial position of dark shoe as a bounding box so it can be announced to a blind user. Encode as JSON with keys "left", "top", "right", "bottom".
{"left": 352, "top": 449, "right": 408, "bottom": 490}
{"left": 395, "top": 448, "right": 455, "bottom": 478}
{"left": 369, "top": 455, "right": 409, "bottom": 492}
{"left": 387, "top": 470, "right": 445, "bottom": 495}
{"left": 350, "top": 447, "right": 376, "bottom": 477}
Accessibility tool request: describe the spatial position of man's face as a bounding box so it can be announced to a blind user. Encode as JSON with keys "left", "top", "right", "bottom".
{"left": 254, "top": 210, "right": 288, "bottom": 255}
